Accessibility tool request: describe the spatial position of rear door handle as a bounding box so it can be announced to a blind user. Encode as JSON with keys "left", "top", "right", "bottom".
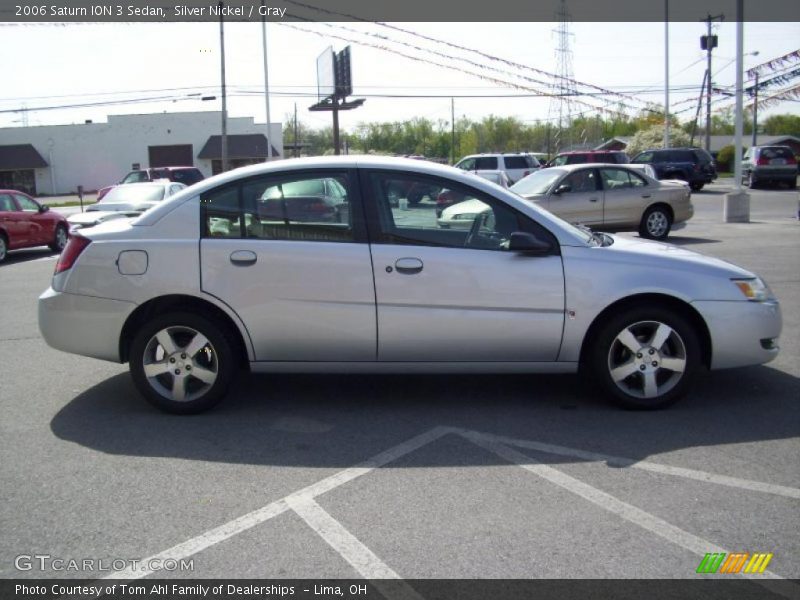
{"left": 230, "top": 250, "right": 257, "bottom": 266}
{"left": 641, "top": 194, "right": 651, "bottom": 198}
{"left": 394, "top": 257, "right": 423, "bottom": 275}
{"left": 589, "top": 197, "right": 598, "bottom": 202}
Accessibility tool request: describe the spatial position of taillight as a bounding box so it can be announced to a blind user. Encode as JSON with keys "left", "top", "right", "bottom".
{"left": 756, "top": 157, "right": 769, "bottom": 166}
{"left": 306, "top": 201, "right": 329, "bottom": 213}
{"left": 786, "top": 156, "right": 797, "bottom": 165}
{"left": 54, "top": 235, "right": 91, "bottom": 275}
{"left": 436, "top": 191, "right": 453, "bottom": 204}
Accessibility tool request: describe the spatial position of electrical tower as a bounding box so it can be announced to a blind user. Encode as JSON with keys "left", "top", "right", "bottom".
{"left": 547, "top": 0, "right": 579, "bottom": 154}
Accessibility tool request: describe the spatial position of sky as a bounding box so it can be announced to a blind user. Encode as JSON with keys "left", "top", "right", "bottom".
{"left": 0, "top": 20, "right": 798, "bottom": 134}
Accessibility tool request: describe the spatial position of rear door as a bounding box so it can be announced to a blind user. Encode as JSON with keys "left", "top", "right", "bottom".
{"left": 199, "top": 169, "right": 376, "bottom": 362}
{"left": 598, "top": 167, "right": 650, "bottom": 228}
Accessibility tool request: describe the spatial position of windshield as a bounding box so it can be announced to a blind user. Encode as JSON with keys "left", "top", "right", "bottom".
{"left": 510, "top": 169, "right": 565, "bottom": 196}
{"left": 101, "top": 184, "right": 166, "bottom": 203}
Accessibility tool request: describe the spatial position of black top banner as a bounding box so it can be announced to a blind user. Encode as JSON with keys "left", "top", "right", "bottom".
{"left": 1, "top": 0, "right": 799, "bottom": 23}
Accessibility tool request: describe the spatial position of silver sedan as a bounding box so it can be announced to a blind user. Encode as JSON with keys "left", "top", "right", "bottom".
{"left": 39, "top": 156, "right": 780, "bottom": 414}
{"left": 511, "top": 163, "right": 693, "bottom": 240}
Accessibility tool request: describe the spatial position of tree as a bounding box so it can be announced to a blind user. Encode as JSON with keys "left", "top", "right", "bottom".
{"left": 761, "top": 114, "right": 800, "bottom": 137}
{"left": 625, "top": 124, "right": 692, "bottom": 157}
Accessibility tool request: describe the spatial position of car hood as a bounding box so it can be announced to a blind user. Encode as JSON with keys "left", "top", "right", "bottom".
{"left": 602, "top": 234, "right": 754, "bottom": 279}
{"left": 87, "top": 201, "right": 156, "bottom": 213}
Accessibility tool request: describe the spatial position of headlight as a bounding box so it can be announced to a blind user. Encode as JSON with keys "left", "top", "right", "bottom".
{"left": 732, "top": 277, "right": 773, "bottom": 302}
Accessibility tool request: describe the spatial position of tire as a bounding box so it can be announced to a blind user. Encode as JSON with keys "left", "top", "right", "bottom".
{"left": 689, "top": 182, "right": 704, "bottom": 191}
{"left": 129, "top": 312, "right": 238, "bottom": 414}
{"left": 787, "top": 179, "right": 797, "bottom": 190}
{"left": 639, "top": 205, "right": 672, "bottom": 240}
{"left": 746, "top": 172, "right": 758, "bottom": 189}
{"left": 587, "top": 307, "right": 700, "bottom": 410}
{"left": 0, "top": 233, "right": 7, "bottom": 263}
{"left": 49, "top": 224, "right": 68, "bottom": 253}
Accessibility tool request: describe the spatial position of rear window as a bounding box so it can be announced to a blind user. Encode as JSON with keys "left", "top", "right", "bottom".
{"left": 504, "top": 156, "right": 534, "bottom": 169}
{"left": 759, "top": 147, "right": 793, "bottom": 159}
{"left": 172, "top": 169, "right": 204, "bottom": 185}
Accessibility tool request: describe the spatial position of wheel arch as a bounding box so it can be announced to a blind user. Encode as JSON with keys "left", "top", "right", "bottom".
{"left": 579, "top": 293, "right": 712, "bottom": 370}
{"left": 119, "top": 294, "right": 251, "bottom": 368}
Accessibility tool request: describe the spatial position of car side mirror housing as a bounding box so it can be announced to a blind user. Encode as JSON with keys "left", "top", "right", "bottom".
{"left": 39, "top": 204, "right": 49, "bottom": 213}
{"left": 508, "top": 232, "right": 552, "bottom": 255}
{"left": 553, "top": 184, "right": 571, "bottom": 195}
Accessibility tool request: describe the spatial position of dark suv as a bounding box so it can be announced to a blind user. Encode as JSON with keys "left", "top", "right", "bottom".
{"left": 631, "top": 148, "right": 716, "bottom": 191}
{"left": 547, "top": 150, "right": 629, "bottom": 167}
{"left": 97, "top": 166, "right": 205, "bottom": 200}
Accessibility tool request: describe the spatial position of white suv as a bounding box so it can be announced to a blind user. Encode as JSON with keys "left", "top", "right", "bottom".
{"left": 454, "top": 153, "right": 540, "bottom": 184}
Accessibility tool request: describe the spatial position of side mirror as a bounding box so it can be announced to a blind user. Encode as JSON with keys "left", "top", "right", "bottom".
{"left": 39, "top": 204, "right": 49, "bottom": 213}
{"left": 553, "top": 184, "right": 571, "bottom": 195}
{"left": 508, "top": 232, "right": 552, "bottom": 255}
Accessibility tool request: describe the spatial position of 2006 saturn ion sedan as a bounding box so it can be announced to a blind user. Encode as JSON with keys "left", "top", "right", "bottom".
{"left": 39, "top": 156, "right": 781, "bottom": 414}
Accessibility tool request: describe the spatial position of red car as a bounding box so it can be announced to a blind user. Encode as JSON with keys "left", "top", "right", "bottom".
{"left": 0, "top": 190, "right": 69, "bottom": 263}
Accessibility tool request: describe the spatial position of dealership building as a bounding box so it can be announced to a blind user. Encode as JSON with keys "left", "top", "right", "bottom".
{"left": 0, "top": 111, "right": 282, "bottom": 196}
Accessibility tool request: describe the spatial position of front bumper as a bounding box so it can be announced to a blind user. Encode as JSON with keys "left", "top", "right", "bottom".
{"left": 692, "top": 299, "right": 782, "bottom": 370}
{"left": 38, "top": 287, "right": 136, "bottom": 363}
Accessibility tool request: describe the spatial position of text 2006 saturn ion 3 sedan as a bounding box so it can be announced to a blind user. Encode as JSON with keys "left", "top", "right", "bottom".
{"left": 39, "top": 156, "right": 781, "bottom": 414}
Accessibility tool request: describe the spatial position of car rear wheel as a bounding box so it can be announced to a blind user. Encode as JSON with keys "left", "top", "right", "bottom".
{"left": 589, "top": 308, "right": 700, "bottom": 410}
{"left": 746, "top": 172, "right": 759, "bottom": 189}
{"left": 49, "top": 224, "right": 68, "bottom": 253}
{"left": 690, "top": 182, "right": 704, "bottom": 191}
{"left": 0, "top": 233, "right": 7, "bottom": 263}
{"left": 639, "top": 205, "right": 672, "bottom": 240}
{"left": 129, "top": 312, "right": 237, "bottom": 414}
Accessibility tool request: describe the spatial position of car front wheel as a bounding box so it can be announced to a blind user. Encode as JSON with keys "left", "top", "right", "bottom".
{"left": 129, "top": 312, "right": 237, "bottom": 414}
{"left": 50, "top": 224, "right": 68, "bottom": 253}
{"left": 639, "top": 205, "right": 672, "bottom": 240}
{"left": 0, "top": 234, "right": 7, "bottom": 263}
{"left": 588, "top": 308, "right": 700, "bottom": 410}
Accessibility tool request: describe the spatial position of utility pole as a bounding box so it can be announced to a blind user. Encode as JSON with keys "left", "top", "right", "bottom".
{"left": 219, "top": 1, "right": 228, "bottom": 173}
{"left": 702, "top": 13, "right": 724, "bottom": 153}
{"left": 752, "top": 71, "right": 759, "bottom": 147}
{"left": 261, "top": 0, "right": 273, "bottom": 161}
{"left": 293, "top": 103, "right": 298, "bottom": 158}
{"left": 664, "top": 0, "right": 670, "bottom": 148}
{"left": 690, "top": 70, "right": 708, "bottom": 147}
{"left": 451, "top": 98, "right": 455, "bottom": 164}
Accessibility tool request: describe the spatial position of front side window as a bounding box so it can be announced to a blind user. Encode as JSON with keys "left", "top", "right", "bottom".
{"left": 121, "top": 171, "right": 149, "bottom": 184}
{"left": 455, "top": 158, "right": 476, "bottom": 171}
{"left": 562, "top": 169, "right": 599, "bottom": 193}
{"left": 14, "top": 194, "right": 39, "bottom": 212}
{"left": 368, "top": 172, "right": 554, "bottom": 252}
{"left": 474, "top": 157, "right": 499, "bottom": 170}
{"left": 0, "top": 194, "right": 15, "bottom": 212}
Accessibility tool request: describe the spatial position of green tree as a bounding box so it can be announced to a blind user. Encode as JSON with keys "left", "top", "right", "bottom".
{"left": 761, "top": 114, "right": 800, "bottom": 137}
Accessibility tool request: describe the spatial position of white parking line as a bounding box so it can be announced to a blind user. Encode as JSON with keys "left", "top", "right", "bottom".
{"left": 461, "top": 430, "right": 798, "bottom": 599}
{"left": 288, "top": 496, "right": 425, "bottom": 600}
{"left": 475, "top": 430, "right": 800, "bottom": 500}
{"left": 104, "top": 426, "right": 451, "bottom": 580}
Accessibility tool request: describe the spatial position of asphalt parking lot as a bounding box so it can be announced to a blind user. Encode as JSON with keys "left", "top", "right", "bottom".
{"left": 1, "top": 182, "right": 798, "bottom": 596}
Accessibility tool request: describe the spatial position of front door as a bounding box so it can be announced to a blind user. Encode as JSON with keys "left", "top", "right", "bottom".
{"left": 545, "top": 167, "right": 603, "bottom": 227}
{"left": 363, "top": 171, "right": 565, "bottom": 363}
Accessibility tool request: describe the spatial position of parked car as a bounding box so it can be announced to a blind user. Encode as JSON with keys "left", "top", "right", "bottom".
{"left": 454, "top": 153, "right": 540, "bottom": 184}
{"left": 741, "top": 145, "right": 798, "bottom": 189}
{"left": 70, "top": 182, "right": 186, "bottom": 231}
{"left": 510, "top": 163, "right": 693, "bottom": 240}
{"left": 97, "top": 166, "right": 203, "bottom": 200}
{"left": 631, "top": 148, "right": 716, "bottom": 191}
{"left": 436, "top": 170, "right": 511, "bottom": 217}
{"left": 0, "top": 190, "right": 68, "bottom": 263}
{"left": 546, "top": 150, "right": 629, "bottom": 167}
{"left": 39, "top": 156, "right": 780, "bottom": 414}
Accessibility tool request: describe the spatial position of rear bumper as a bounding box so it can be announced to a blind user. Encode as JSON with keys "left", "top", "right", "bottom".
{"left": 38, "top": 287, "right": 135, "bottom": 363}
{"left": 692, "top": 299, "right": 782, "bottom": 370}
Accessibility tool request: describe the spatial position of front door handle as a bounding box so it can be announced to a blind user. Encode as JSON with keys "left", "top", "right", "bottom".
{"left": 641, "top": 194, "right": 651, "bottom": 198}
{"left": 394, "top": 257, "right": 423, "bottom": 275}
{"left": 589, "top": 197, "right": 599, "bottom": 202}
{"left": 230, "top": 250, "right": 257, "bottom": 266}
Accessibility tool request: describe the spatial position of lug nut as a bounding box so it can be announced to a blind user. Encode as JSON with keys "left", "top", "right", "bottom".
{"left": 181, "top": 353, "right": 187, "bottom": 359}
{"left": 652, "top": 362, "right": 658, "bottom": 367}
{"left": 636, "top": 353, "right": 643, "bottom": 359}
{"left": 174, "top": 369, "right": 180, "bottom": 375}
{"left": 649, "top": 349, "right": 655, "bottom": 355}
{"left": 639, "top": 365, "right": 646, "bottom": 371}
{"left": 169, "top": 357, "right": 176, "bottom": 363}
{"left": 186, "top": 365, "right": 192, "bottom": 371}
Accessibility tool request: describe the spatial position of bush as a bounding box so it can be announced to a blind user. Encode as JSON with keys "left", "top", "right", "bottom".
{"left": 716, "top": 144, "right": 735, "bottom": 172}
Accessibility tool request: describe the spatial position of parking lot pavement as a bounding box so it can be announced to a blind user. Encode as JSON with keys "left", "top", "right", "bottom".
{"left": 0, "top": 187, "right": 798, "bottom": 588}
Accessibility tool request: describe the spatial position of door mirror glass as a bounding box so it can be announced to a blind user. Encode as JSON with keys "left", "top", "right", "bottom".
{"left": 553, "top": 184, "right": 571, "bottom": 195}
{"left": 508, "top": 231, "right": 552, "bottom": 254}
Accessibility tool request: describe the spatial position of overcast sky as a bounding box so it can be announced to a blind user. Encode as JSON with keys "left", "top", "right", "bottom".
{"left": 1, "top": 20, "right": 798, "bottom": 132}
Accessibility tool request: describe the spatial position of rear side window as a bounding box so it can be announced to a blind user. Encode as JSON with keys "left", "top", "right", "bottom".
{"left": 504, "top": 156, "right": 533, "bottom": 169}
{"left": 172, "top": 169, "right": 203, "bottom": 185}
{"left": 634, "top": 152, "right": 654, "bottom": 163}
{"left": 475, "top": 157, "right": 498, "bottom": 170}
{"left": 671, "top": 150, "right": 694, "bottom": 162}
{"left": 202, "top": 185, "right": 241, "bottom": 239}
{"left": 566, "top": 154, "right": 588, "bottom": 164}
